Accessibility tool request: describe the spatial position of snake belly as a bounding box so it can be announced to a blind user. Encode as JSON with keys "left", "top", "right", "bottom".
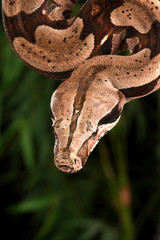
{"left": 2, "top": 0, "right": 160, "bottom": 173}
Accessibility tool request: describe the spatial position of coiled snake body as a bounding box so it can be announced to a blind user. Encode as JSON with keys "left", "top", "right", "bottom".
{"left": 2, "top": 0, "right": 160, "bottom": 173}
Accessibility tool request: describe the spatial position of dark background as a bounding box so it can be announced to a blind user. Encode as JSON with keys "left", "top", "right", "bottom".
{"left": 1, "top": 1, "right": 160, "bottom": 240}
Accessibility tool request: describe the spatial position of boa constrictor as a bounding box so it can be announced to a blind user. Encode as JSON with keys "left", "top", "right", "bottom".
{"left": 2, "top": 0, "right": 160, "bottom": 173}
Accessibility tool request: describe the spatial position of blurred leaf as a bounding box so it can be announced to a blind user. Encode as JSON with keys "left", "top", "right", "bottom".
{"left": 8, "top": 195, "right": 56, "bottom": 214}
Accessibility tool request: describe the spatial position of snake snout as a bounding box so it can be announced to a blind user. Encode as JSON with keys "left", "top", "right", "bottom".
{"left": 55, "top": 152, "right": 83, "bottom": 173}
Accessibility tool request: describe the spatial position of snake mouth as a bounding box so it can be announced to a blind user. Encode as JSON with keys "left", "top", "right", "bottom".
{"left": 57, "top": 165, "right": 74, "bottom": 173}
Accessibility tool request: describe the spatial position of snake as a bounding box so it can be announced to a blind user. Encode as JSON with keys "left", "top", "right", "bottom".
{"left": 2, "top": 0, "right": 160, "bottom": 173}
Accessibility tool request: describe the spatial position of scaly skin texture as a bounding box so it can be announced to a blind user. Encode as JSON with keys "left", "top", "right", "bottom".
{"left": 2, "top": 0, "right": 160, "bottom": 173}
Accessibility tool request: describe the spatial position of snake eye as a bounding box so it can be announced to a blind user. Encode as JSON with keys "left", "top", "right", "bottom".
{"left": 51, "top": 111, "right": 55, "bottom": 120}
{"left": 51, "top": 113, "right": 55, "bottom": 126}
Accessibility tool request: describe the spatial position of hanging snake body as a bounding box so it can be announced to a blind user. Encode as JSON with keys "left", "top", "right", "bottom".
{"left": 2, "top": 0, "right": 160, "bottom": 173}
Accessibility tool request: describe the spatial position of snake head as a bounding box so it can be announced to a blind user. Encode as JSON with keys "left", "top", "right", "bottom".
{"left": 50, "top": 67, "right": 124, "bottom": 173}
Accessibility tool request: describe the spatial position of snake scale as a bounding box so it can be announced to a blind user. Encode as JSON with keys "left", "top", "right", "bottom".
{"left": 2, "top": 0, "right": 160, "bottom": 173}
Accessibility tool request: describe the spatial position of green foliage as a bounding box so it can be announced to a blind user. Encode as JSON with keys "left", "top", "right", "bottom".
{"left": 1, "top": 2, "right": 160, "bottom": 240}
